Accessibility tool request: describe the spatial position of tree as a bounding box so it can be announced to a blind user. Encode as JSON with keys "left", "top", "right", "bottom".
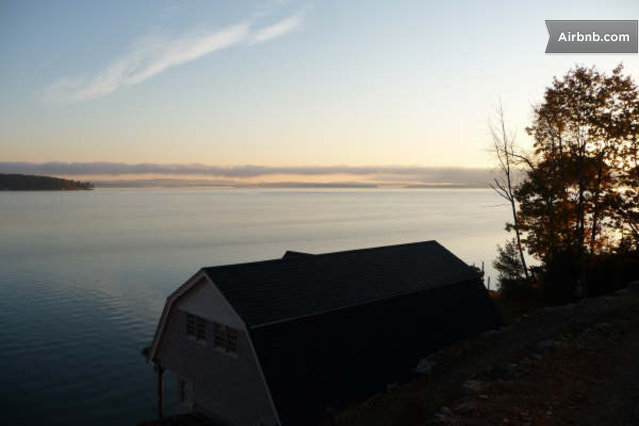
{"left": 489, "top": 102, "right": 530, "bottom": 281}
{"left": 517, "top": 64, "right": 639, "bottom": 262}
{"left": 618, "top": 95, "right": 639, "bottom": 252}
{"left": 493, "top": 238, "right": 526, "bottom": 282}
{"left": 493, "top": 238, "right": 536, "bottom": 301}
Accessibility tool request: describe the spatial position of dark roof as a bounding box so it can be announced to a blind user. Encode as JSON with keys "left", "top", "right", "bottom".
{"left": 203, "top": 241, "right": 478, "bottom": 327}
{"left": 281, "top": 250, "right": 312, "bottom": 260}
{"left": 250, "top": 279, "right": 502, "bottom": 426}
{"left": 196, "top": 241, "right": 502, "bottom": 426}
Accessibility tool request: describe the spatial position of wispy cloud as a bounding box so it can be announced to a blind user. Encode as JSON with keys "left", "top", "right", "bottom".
{"left": 44, "top": 11, "right": 305, "bottom": 103}
{"left": 251, "top": 12, "right": 304, "bottom": 44}
{"left": 44, "top": 24, "right": 249, "bottom": 103}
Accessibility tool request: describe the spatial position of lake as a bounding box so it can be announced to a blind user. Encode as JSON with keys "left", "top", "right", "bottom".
{"left": 0, "top": 188, "right": 510, "bottom": 425}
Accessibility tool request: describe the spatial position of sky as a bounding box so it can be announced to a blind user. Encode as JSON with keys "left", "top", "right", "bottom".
{"left": 1, "top": 0, "right": 638, "bottom": 185}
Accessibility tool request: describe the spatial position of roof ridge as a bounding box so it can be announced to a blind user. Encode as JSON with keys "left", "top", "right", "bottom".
{"left": 203, "top": 240, "right": 440, "bottom": 271}
{"left": 303, "top": 240, "right": 440, "bottom": 258}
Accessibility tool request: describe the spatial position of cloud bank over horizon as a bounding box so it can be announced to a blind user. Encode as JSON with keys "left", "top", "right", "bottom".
{"left": 43, "top": 11, "right": 305, "bottom": 103}
{"left": 0, "top": 161, "right": 496, "bottom": 188}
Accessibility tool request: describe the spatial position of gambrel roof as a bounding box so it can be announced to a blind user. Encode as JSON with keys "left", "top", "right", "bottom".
{"left": 202, "top": 241, "right": 478, "bottom": 327}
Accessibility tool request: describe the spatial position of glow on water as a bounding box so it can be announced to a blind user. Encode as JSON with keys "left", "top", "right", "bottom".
{"left": 0, "top": 188, "right": 509, "bottom": 425}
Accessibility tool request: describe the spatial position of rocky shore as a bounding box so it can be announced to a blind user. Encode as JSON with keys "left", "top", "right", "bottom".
{"left": 327, "top": 284, "right": 639, "bottom": 426}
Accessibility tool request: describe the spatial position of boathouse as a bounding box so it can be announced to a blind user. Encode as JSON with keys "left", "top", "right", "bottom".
{"left": 146, "top": 241, "right": 502, "bottom": 426}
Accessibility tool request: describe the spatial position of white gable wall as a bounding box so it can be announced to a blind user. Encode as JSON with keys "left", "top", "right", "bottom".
{"left": 176, "top": 278, "right": 243, "bottom": 329}
{"left": 154, "top": 274, "right": 278, "bottom": 426}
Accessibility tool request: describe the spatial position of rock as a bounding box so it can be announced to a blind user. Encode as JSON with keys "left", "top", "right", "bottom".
{"left": 540, "top": 306, "right": 556, "bottom": 314}
{"left": 592, "top": 322, "right": 613, "bottom": 333}
{"left": 487, "top": 363, "right": 517, "bottom": 380}
{"left": 628, "top": 280, "right": 639, "bottom": 293}
{"left": 462, "top": 380, "right": 485, "bottom": 394}
{"left": 615, "top": 288, "right": 631, "bottom": 296}
{"left": 481, "top": 329, "right": 500, "bottom": 339}
{"left": 434, "top": 406, "right": 452, "bottom": 423}
{"left": 455, "top": 401, "right": 477, "bottom": 416}
{"left": 517, "top": 357, "right": 533, "bottom": 374}
{"left": 556, "top": 303, "right": 577, "bottom": 317}
{"left": 536, "top": 340, "right": 559, "bottom": 351}
{"left": 581, "top": 322, "right": 615, "bottom": 339}
{"left": 414, "top": 355, "right": 437, "bottom": 374}
{"left": 439, "top": 407, "right": 452, "bottom": 416}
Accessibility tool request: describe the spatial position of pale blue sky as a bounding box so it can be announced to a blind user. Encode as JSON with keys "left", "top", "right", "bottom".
{"left": 1, "top": 0, "right": 637, "bottom": 171}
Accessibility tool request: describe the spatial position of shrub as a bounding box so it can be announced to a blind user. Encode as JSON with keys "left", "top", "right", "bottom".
{"left": 585, "top": 253, "right": 639, "bottom": 296}
{"left": 538, "top": 250, "right": 580, "bottom": 305}
{"left": 494, "top": 239, "right": 536, "bottom": 301}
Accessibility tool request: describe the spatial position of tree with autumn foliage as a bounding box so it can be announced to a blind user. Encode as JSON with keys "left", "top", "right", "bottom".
{"left": 517, "top": 64, "right": 639, "bottom": 259}
{"left": 494, "top": 64, "right": 639, "bottom": 303}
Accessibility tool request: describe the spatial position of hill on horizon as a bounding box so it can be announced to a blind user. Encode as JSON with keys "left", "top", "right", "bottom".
{"left": 0, "top": 174, "right": 94, "bottom": 191}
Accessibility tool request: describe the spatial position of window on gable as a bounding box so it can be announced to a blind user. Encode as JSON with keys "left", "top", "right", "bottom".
{"left": 186, "top": 313, "right": 206, "bottom": 342}
{"left": 195, "top": 317, "right": 206, "bottom": 341}
{"left": 213, "top": 322, "right": 239, "bottom": 354}
{"left": 186, "top": 314, "right": 196, "bottom": 337}
{"left": 213, "top": 322, "right": 226, "bottom": 348}
{"left": 226, "top": 328, "right": 238, "bottom": 353}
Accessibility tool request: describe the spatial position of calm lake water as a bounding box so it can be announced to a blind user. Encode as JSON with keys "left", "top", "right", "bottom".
{"left": 0, "top": 188, "right": 509, "bottom": 425}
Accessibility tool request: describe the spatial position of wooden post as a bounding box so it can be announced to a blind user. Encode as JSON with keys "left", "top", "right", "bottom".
{"left": 156, "top": 364, "right": 165, "bottom": 419}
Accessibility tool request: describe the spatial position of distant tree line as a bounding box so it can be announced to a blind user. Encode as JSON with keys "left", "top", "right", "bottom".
{"left": 492, "top": 64, "right": 639, "bottom": 305}
{"left": 0, "top": 174, "right": 94, "bottom": 190}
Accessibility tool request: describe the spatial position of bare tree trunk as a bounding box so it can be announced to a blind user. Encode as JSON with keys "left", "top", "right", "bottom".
{"left": 490, "top": 103, "right": 530, "bottom": 280}
{"left": 589, "top": 160, "right": 604, "bottom": 254}
{"left": 575, "top": 132, "right": 587, "bottom": 254}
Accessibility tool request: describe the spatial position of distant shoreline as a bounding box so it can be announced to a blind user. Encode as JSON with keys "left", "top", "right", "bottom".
{"left": 0, "top": 174, "right": 489, "bottom": 190}
{"left": 92, "top": 179, "right": 486, "bottom": 190}
{"left": 0, "top": 174, "right": 94, "bottom": 191}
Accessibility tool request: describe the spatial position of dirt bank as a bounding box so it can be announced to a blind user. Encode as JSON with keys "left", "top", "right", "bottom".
{"left": 326, "top": 286, "right": 639, "bottom": 426}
